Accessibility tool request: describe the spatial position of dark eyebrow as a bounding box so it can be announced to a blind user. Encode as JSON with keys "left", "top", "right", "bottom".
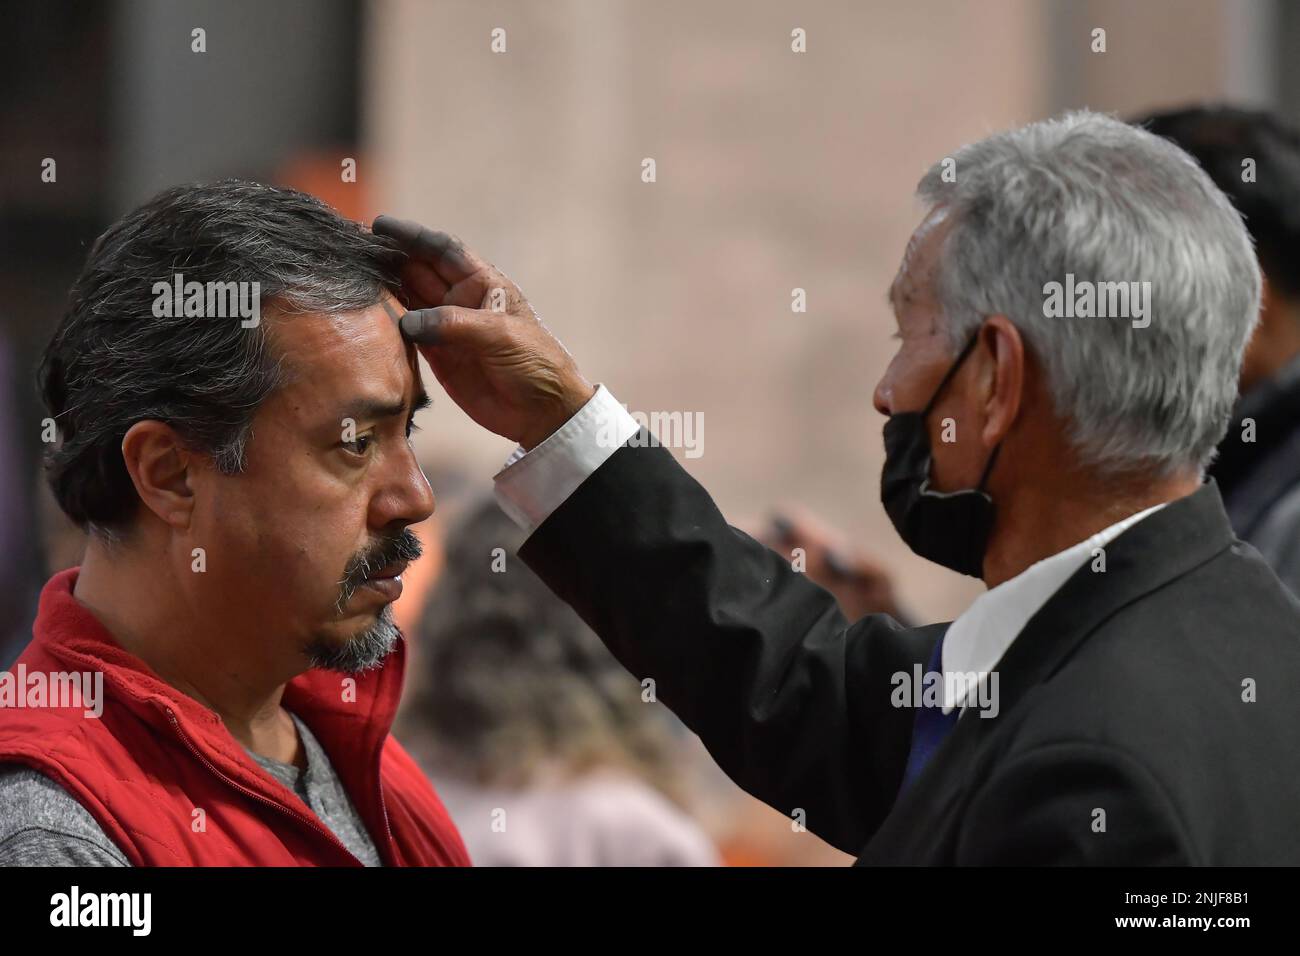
{"left": 338, "top": 387, "right": 431, "bottom": 424}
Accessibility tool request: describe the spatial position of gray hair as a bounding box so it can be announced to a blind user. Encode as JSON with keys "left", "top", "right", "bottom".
{"left": 40, "top": 179, "right": 406, "bottom": 536}
{"left": 916, "top": 110, "right": 1261, "bottom": 478}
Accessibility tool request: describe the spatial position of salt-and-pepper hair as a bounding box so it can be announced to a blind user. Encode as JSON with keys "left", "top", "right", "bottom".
{"left": 917, "top": 110, "right": 1261, "bottom": 478}
{"left": 40, "top": 179, "right": 405, "bottom": 535}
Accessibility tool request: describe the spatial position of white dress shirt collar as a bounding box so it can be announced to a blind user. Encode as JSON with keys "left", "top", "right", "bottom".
{"left": 941, "top": 501, "right": 1168, "bottom": 715}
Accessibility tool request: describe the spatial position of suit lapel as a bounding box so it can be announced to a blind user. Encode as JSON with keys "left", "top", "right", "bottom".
{"left": 978, "top": 480, "right": 1234, "bottom": 720}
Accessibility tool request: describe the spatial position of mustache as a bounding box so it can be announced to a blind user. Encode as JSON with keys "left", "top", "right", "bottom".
{"left": 335, "top": 528, "right": 424, "bottom": 611}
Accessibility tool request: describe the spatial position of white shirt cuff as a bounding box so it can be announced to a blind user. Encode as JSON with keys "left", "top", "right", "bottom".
{"left": 493, "top": 384, "right": 640, "bottom": 535}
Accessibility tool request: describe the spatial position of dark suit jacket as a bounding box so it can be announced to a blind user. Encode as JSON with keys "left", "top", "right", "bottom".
{"left": 517, "top": 435, "right": 1300, "bottom": 864}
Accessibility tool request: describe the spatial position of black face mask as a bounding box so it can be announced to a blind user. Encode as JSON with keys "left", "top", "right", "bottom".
{"left": 880, "top": 333, "right": 1001, "bottom": 578}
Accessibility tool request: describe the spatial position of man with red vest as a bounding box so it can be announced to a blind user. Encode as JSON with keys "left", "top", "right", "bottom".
{"left": 0, "top": 181, "right": 470, "bottom": 866}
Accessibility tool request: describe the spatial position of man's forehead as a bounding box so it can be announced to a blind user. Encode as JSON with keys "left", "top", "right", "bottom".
{"left": 891, "top": 205, "right": 952, "bottom": 308}
{"left": 265, "top": 296, "right": 421, "bottom": 408}
{"left": 379, "top": 296, "right": 405, "bottom": 326}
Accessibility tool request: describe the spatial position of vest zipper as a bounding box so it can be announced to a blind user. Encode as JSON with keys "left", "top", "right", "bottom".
{"left": 373, "top": 746, "right": 398, "bottom": 865}
{"left": 164, "top": 706, "right": 361, "bottom": 865}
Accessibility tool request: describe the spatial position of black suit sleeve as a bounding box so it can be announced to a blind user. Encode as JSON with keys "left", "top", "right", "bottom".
{"left": 955, "top": 741, "right": 1195, "bottom": 865}
{"left": 516, "top": 435, "right": 936, "bottom": 853}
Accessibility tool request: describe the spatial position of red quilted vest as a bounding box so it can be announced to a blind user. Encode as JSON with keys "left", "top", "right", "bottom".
{"left": 0, "top": 568, "right": 471, "bottom": 866}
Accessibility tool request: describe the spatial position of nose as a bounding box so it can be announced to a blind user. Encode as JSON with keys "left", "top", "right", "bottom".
{"left": 872, "top": 375, "right": 892, "bottom": 418}
{"left": 373, "top": 445, "right": 436, "bottom": 529}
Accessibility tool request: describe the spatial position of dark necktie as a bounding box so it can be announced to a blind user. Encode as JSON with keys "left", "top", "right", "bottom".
{"left": 898, "top": 634, "right": 960, "bottom": 795}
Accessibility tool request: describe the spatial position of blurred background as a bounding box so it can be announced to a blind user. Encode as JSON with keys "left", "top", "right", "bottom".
{"left": 0, "top": 0, "right": 1291, "bottom": 864}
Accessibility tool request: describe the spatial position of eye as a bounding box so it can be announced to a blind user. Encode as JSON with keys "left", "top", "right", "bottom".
{"left": 341, "top": 435, "right": 374, "bottom": 457}
{"left": 406, "top": 418, "right": 422, "bottom": 439}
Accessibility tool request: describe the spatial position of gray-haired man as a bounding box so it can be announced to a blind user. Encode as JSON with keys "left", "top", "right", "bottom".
{"left": 380, "top": 111, "right": 1300, "bottom": 864}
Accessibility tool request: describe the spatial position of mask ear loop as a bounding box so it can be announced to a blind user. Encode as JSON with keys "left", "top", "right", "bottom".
{"left": 921, "top": 330, "right": 981, "bottom": 417}
{"left": 921, "top": 328, "right": 1003, "bottom": 495}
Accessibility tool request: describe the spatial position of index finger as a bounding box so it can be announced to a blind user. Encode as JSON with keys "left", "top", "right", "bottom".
{"left": 372, "top": 215, "right": 491, "bottom": 286}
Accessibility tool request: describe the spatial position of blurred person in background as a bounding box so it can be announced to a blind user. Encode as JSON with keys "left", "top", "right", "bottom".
{"left": 756, "top": 508, "right": 912, "bottom": 625}
{"left": 1134, "top": 105, "right": 1300, "bottom": 595}
{"left": 397, "top": 497, "right": 719, "bottom": 866}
